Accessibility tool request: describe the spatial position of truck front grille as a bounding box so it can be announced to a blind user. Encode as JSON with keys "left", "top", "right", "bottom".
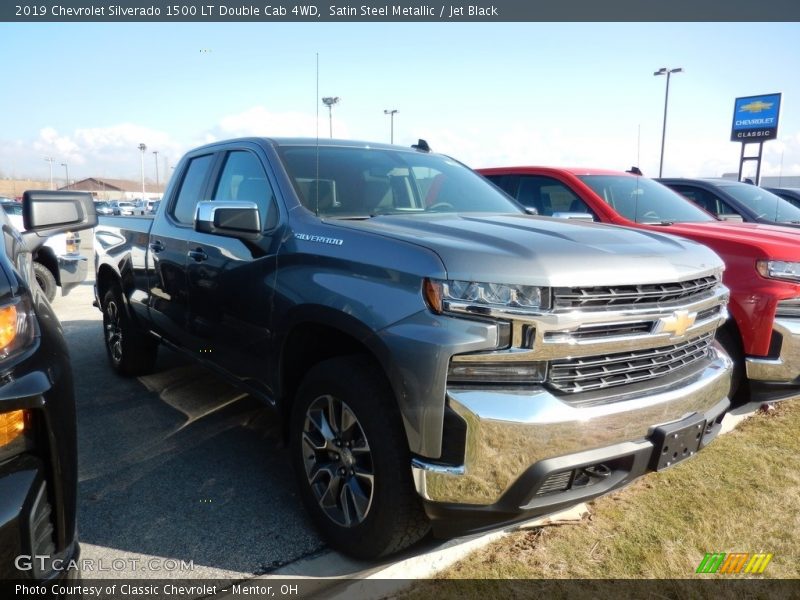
{"left": 548, "top": 332, "right": 714, "bottom": 394}
{"left": 553, "top": 276, "right": 719, "bottom": 311}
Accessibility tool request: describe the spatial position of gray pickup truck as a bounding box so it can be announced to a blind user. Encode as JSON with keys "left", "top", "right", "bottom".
{"left": 94, "top": 138, "right": 732, "bottom": 558}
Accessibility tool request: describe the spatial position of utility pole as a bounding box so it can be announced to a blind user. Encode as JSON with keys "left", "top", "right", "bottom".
{"left": 44, "top": 156, "right": 55, "bottom": 190}
{"left": 384, "top": 109, "right": 399, "bottom": 143}
{"left": 61, "top": 162, "right": 70, "bottom": 189}
{"left": 321, "top": 96, "right": 340, "bottom": 138}
{"left": 653, "top": 67, "right": 683, "bottom": 177}
{"left": 138, "top": 143, "right": 147, "bottom": 200}
{"left": 152, "top": 150, "right": 160, "bottom": 189}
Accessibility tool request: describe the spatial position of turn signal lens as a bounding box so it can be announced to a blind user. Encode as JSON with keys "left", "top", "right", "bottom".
{"left": 0, "top": 296, "right": 36, "bottom": 360}
{"left": 0, "top": 410, "right": 25, "bottom": 447}
{"left": 0, "top": 305, "right": 17, "bottom": 349}
{"left": 423, "top": 279, "right": 443, "bottom": 314}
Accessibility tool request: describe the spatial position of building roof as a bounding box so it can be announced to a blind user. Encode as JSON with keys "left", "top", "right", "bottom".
{"left": 60, "top": 177, "right": 165, "bottom": 193}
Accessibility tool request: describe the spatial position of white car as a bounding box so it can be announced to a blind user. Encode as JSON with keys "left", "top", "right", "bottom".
{"left": 0, "top": 199, "right": 87, "bottom": 302}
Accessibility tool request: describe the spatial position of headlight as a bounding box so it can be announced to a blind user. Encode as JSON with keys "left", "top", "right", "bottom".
{"left": 424, "top": 278, "right": 545, "bottom": 315}
{"left": 0, "top": 295, "right": 37, "bottom": 361}
{"left": 66, "top": 231, "right": 80, "bottom": 254}
{"left": 757, "top": 260, "right": 800, "bottom": 282}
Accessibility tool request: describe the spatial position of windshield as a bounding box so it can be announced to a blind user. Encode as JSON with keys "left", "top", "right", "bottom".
{"left": 722, "top": 184, "right": 800, "bottom": 224}
{"left": 1, "top": 202, "right": 22, "bottom": 216}
{"left": 579, "top": 175, "right": 716, "bottom": 224}
{"left": 276, "top": 145, "right": 524, "bottom": 217}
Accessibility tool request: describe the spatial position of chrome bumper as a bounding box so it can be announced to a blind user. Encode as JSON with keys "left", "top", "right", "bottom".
{"left": 745, "top": 318, "right": 800, "bottom": 384}
{"left": 412, "top": 345, "right": 732, "bottom": 506}
{"left": 57, "top": 253, "right": 88, "bottom": 295}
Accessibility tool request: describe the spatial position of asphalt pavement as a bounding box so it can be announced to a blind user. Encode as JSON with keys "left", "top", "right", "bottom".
{"left": 51, "top": 253, "right": 327, "bottom": 580}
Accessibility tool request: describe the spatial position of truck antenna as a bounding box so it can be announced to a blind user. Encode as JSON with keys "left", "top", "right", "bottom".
{"left": 315, "top": 52, "right": 320, "bottom": 216}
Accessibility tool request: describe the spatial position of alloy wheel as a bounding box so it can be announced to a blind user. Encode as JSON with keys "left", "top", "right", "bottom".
{"left": 301, "top": 394, "right": 374, "bottom": 527}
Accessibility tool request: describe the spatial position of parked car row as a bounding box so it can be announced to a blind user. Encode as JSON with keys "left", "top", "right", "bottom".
{"left": 93, "top": 198, "right": 161, "bottom": 216}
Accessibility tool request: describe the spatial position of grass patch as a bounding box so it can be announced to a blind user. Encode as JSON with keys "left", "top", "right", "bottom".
{"left": 406, "top": 401, "right": 800, "bottom": 594}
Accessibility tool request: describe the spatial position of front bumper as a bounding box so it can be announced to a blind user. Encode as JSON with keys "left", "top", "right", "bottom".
{"left": 412, "top": 345, "right": 731, "bottom": 536}
{"left": 57, "top": 254, "right": 88, "bottom": 296}
{"left": 745, "top": 318, "right": 800, "bottom": 393}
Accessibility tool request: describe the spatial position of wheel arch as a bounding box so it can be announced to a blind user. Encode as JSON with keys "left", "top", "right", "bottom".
{"left": 34, "top": 246, "right": 60, "bottom": 285}
{"left": 278, "top": 310, "right": 401, "bottom": 445}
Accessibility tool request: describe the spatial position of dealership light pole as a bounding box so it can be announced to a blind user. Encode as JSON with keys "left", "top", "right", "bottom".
{"left": 654, "top": 67, "right": 683, "bottom": 177}
{"left": 384, "top": 109, "right": 398, "bottom": 143}
{"left": 322, "top": 96, "right": 340, "bottom": 138}
{"left": 138, "top": 143, "right": 147, "bottom": 199}
{"left": 44, "top": 156, "right": 55, "bottom": 190}
{"left": 152, "top": 150, "right": 160, "bottom": 189}
{"left": 60, "top": 162, "right": 70, "bottom": 189}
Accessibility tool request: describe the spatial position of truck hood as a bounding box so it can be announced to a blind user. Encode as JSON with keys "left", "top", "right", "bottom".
{"left": 664, "top": 221, "right": 800, "bottom": 260}
{"left": 331, "top": 213, "right": 723, "bottom": 287}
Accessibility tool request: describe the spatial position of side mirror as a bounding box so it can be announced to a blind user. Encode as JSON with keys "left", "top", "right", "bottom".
{"left": 194, "top": 201, "right": 261, "bottom": 241}
{"left": 524, "top": 207, "right": 539, "bottom": 215}
{"left": 551, "top": 211, "right": 595, "bottom": 222}
{"left": 21, "top": 190, "right": 97, "bottom": 252}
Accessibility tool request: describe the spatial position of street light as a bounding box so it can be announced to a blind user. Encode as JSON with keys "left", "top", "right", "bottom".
{"left": 321, "top": 96, "right": 340, "bottom": 138}
{"left": 152, "top": 150, "right": 160, "bottom": 189}
{"left": 384, "top": 109, "right": 399, "bottom": 144}
{"left": 138, "top": 143, "right": 147, "bottom": 200}
{"left": 43, "top": 156, "right": 54, "bottom": 190}
{"left": 653, "top": 67, "right": 683, "bottom": 177}
{"left": 60, "top": 162, "right": 70, "bottom": 189}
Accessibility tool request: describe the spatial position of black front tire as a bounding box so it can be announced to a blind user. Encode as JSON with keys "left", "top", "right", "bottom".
{"left": 716, "top": 324, "right": 748, "bottom": 405}
{"left": 290, "top": 355, "right": 430, "bottom": 559}
{"left": 33, "top": 262, "right": 57, "bottom": 303}
{"left": 102, "top": 288, "right": 158, "bottom": 376}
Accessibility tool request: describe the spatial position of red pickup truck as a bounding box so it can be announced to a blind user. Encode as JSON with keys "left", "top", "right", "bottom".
{"left": 479, "top": 167, "right": 800, "bottom": 402}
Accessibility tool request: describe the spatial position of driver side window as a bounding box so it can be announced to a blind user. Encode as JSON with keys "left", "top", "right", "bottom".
{"left": 213, "top": 151, "right": 279, "bottom": 230}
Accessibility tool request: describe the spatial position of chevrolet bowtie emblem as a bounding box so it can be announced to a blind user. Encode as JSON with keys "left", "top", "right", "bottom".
{"left": 656, "top": 310, "right": 697, "bottom": 337}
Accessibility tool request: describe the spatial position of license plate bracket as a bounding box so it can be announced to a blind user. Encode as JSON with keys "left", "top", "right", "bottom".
{"left": 649, "top": 414, "right": 707, "bottom": 471}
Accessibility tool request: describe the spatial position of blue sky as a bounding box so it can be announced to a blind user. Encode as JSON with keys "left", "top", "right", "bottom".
{"left": 2, "top": 22, "right": 799, "bottom": 184}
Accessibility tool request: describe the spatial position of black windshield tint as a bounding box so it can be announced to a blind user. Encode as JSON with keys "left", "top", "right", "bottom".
{"left": 579, "top": 175, "right": 716, "bottom": 223}
{"left": 276, "top": 146, "right": 524, "bottom": 217}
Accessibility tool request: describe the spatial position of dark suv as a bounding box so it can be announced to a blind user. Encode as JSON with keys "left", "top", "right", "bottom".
{"left": 659, "top": 178, "right": 800, "bottom": 228}
{"left": 0, "top": 191, "right": 95, "bottom": 583}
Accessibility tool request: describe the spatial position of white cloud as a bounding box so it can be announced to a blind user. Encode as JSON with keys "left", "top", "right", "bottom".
{"left": 5, "top": 106, "right": 800, "bottom": 185}
{"left": 215, "top": 106, "right": 350, "bottom": 139}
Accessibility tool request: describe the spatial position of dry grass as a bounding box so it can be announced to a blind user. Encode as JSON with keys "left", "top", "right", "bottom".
{"left": 404, "top": 401, "right": 800, "bottom": 595}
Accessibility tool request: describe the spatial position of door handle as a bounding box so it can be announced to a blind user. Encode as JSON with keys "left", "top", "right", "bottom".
{"left": 188, "top": 248, "right": 208, "bottom": 262}
{"left": 149, "top": 240, "right": 165, "bottom": 253}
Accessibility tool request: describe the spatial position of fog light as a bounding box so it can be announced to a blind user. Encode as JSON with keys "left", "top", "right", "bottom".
{"left": 448, "top": 361, "right": 546, "bottom": 384}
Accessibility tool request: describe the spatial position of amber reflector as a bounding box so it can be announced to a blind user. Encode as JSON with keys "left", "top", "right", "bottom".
{"left": 0, "top": 410, "right": 25, "bottom": 446}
